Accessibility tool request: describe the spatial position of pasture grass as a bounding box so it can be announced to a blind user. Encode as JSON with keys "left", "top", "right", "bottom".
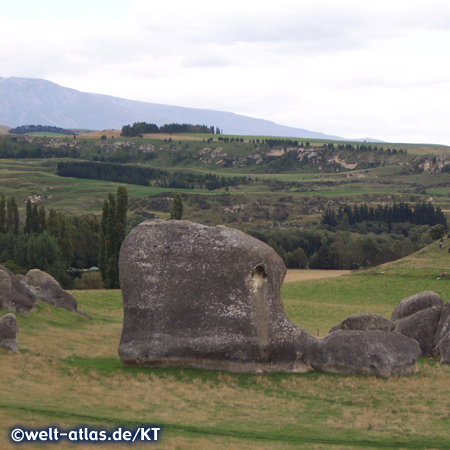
{"left": 1, "top": 240, "right": 450, "bottom": 448}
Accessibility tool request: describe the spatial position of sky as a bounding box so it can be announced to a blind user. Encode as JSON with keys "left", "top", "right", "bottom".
{"left": 1, "top": 0, "right": 450, "bottom": 144}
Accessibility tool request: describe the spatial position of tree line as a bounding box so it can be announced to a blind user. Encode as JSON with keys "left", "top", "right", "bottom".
{"left": 8, "top": 125, "right": 75, "bottom": 135}
{"left": 0, "top": 187, "right": 128, "bottom": 289}
{"left": 248, "top": 226, "right": 433, "bottom": 271}
{"left": 0, "top": 143, "right": 80, "bottom": 159}
{"left": 56, "top": 161, "right": 250, "bottom": 190}
{"left": 321, "top": 201, "right": 447, "bottom": 231}
{"left": 121, "top": 122, "right": 218, "bottom": 137}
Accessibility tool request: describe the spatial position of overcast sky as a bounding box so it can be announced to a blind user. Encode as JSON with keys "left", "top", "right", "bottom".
{"left": 1, "top": 0, "right": 450, "bottom": 144}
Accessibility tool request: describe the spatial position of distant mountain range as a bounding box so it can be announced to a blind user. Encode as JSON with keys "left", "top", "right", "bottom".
{"left": 0, "top": 76, "right": 372, "bottom": 141}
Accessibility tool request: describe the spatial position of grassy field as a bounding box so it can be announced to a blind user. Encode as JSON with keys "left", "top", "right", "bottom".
{"left": 1, "top": 240, "right": 450, "bottom": 449}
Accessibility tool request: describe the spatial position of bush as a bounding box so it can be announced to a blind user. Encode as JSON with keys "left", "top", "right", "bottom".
{"left": 72, "top": 272, "right": 104, "bottom": 290}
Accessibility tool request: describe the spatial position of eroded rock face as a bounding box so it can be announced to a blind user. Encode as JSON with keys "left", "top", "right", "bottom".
{"left": 0, "top": 265, "right": 36, "bottom": 313}
{"left": 332, "top": 313, "right": 395, "bottom": 333}
{"left": 434, "top": 302, "right": 450, "bottom": 346}
{"left": 23, "top": 269, "right": 78, "bottom": 313}
{"left": 309, "top": 330, "right": 421, "bottom": 377}
{"left": 433, "top": 333, "right": 450, "bottom": 364}
{"left": 0, "top": 313, "right": 19, "bottom": 353}
{"left": 119, "top": 220, "right": 315, "bottom": 373}
{"left": 391, "top": 291, "right": 443, "bottom": 322}
{"left": 394, "top": 306, "right": 442, "bottom": 356}
{"left": 119, "top": 220, "right": 422, "bottom": 377}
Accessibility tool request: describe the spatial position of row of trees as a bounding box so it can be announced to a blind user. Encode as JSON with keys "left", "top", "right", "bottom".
{"left": 248, "top": 226, "right": 433, "bottom": 270}
{"left": 322, "top": 202, "right": 447, "bottom": 231}
{"left": 121, "top": 122, "right": 219, "bottom": 137}
{"left": 57, "top": 161, "right": 250, "bottom": 191}
{"left": 8, "top": 124, "right": 75, "bottom": 135}
{"left": 0, "top": 187, "right": 129, "bottom": 289}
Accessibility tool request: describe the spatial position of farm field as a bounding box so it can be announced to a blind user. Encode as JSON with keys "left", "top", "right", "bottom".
{"left": 1, "top": 240, "right": 450, "bottom": 449}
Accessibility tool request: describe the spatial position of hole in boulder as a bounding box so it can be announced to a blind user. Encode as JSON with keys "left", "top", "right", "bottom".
{"left": 251, "top": 265, "right": 267, "bottom": 289}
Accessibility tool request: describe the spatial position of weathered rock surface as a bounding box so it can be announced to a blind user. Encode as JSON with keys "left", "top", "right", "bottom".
{"left": 394, "top": 306, "right": 442, "bottom": 356}
{"left": 23, "top": 269, "right": 82, "bottom": 314}
{"left": 0, "top": 265, "right": 36, "bottom": 313}
{"left": 0, "top": 313, "right": 19, "bottom": 353}
{"left": 332, "top": 313, "right": 395, "bottom": 333}
{"left": 434, "top": 302, "right": 450, "bottom": 346}
{"left": 391, "top": 291, "right": 443, "bottom": 322}
{"left": 309, "top": 330, "right": 421, "bottom": 377}
{"left": 119, "top": 220, "right": 422, "bottom": 377}
{"left": 119, "top": 220, "right": 315, "bottom": 373}
{"left": 433, "top": 333, "right": 450, "bottom": 364}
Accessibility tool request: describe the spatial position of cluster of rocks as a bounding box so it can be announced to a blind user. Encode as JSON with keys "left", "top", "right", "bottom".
{"left": 118, "top": 220, "right": 430, "bottom": 378}
{"left": 329, "top": 291, "right": 450, "bottom": 366}
{"left": 0, "top": 265, "right": 88, "bottom": 353}
{"left": 391, "top": 291, "right": 450, "bottom": 364}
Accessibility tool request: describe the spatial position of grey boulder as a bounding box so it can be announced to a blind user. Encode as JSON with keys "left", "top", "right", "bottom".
{"left": 394, "top": 306, "right": 442, "bottom": 356}
{"left": 433, "top": 333, "right": 450, "bottom": 364}
{"left": 118, "top": 220, "right": 422, "bottom": 377}
{"left": 119, "top": 220, "right": 315, "bottom": 373}
{"left": 0, "top": 313, "right": 19, "bottom": 353}
{"left": 309, "top": 330, "right": 421, "bottom": 377}
{"left": 23, "top": 269, "right": 78, "bottom": 313}
{"left": 0, "top": 265, "right": 36, "bottom": 313}
{"left": 391, "top": 291, "right": 443, "bottom": 322}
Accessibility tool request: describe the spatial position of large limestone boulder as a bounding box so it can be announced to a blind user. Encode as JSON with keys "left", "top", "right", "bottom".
{"left": 0, "top": 313, "right": 19, "bottom": 353}
{"left": 394, "top": 306, "right": 442, "bottom": 356}
{"left": 118, "top": 220, "right": 422, "bottom": 377}
{"left": 0, "top": 265, "right": 36, "bottom": 313}
{"left": 119, "top": 220, "right": 315, "bottom": 373}
{"left": 23, "top": 269, "right": 84, "bottom": 315}
{"left": 331, "top": 313, "right": 395, "bottom": 333}
{"left": 309, "top": 330, "right": 421, "bottom": 377}
{"left": 391, "top": 291, "right": 443, "bottom": 322}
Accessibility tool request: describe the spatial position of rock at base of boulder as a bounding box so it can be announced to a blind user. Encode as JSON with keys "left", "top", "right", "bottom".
{"left": 394, "top": 306, "right": 442, "bottom": 356}
{"left": 23, "top": 270, "right": 79, "bottom": 314}
{"left": 0, "top": 265, "right": 36, "bottom": 314}
{"left": 391, "top": 291, "right": 443, "bottom": 322}
{"left": 309, "top": 330, "right": 421, "bottom": 377}
{"left": 0, "top": 313, "right": 19, "bottom": 353}
{"left": 339, "top": 313, "right": 395, "bottom": 332}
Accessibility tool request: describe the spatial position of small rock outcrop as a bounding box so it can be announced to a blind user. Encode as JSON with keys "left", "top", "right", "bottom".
{"left": 330, "top": 313, "right": 395, "bottom": 333}
{"left": 391, "top": 291, "right": 443, "bottom": 322}
{"left": 0, "top": 265, "right": 36, "bottom": 313}
{"left": 0, "top": 313, "right": 19, "bottom": 353}
{"left": 22, "top": 269, "right": 80, "bottom": 314}
{"left": 309, "top": 330, "right": 421, "bottom": 377}
{"left": 118, "top": 220, "right": 422, "bottom": 377}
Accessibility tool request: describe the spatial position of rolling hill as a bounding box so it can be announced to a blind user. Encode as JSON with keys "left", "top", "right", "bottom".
{"left": 0, "top": 76, "right": 347, "bottom": 139}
